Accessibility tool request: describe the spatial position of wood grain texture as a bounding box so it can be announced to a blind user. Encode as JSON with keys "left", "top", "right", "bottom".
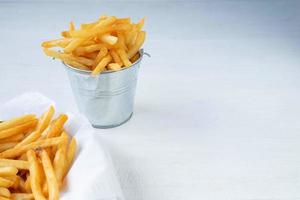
{"left": 0, "top": 1, "right": 300, "bottom": 200}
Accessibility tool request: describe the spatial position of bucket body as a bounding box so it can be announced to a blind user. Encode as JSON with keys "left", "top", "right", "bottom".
{"left": 64, "top": 50, "right": 144, "bottom": 128}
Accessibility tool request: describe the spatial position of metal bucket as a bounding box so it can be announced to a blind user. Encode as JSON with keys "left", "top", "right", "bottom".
{"left": 63, "top": 49, "right": 147, "bottom": 128}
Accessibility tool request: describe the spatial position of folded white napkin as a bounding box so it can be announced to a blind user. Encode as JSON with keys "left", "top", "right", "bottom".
{"left": 0, "top": 92, "right": 124, "bottom": 200}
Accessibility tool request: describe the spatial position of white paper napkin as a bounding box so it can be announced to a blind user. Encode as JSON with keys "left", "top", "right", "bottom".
{"left": 0, "top": 92, "right": 124, "bottom": 200}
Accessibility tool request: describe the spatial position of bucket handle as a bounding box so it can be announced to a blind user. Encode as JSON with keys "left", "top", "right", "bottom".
{"left": 143, "top": 51, "right": 151, "bottom": 58}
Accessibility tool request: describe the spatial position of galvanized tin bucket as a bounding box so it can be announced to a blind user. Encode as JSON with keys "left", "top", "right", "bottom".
{"left": 63, "top": 49, "right": 147, "bottom": 128}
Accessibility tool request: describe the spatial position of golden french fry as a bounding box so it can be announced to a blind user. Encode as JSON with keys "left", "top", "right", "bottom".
{"left": 15, "top": 106, "right": 55, "bottom": 148}
{"left": 69, "top": 22, "right": 75, "bottom": 31}
{"left": 64, "top": 59, "right": 90, "bottom": 71}
{"left": 0, "top": 187, "right": 10, "bottom": 197}
{"left": 115, "top": 17, "right": 131, "bottom": 24}
{"left": 110, "top": 50, "right": 123, "bottom": 66}
{"left": 0, "top": 196, "right": 10, "bottom": 200}
{"left": 5, "top": 175, "right": 19, "bottom": 190}
{"left": 117, "top": 48, "right": 132, "bottom": 67}
{"left": 0, "top": 177, "right": 13, "bottom": 188}
{"left": 40, "top": 150, "right": 59, "bottom": 200}
{"left": 0, "top": 159, "right": 29, "bottom": 170}
{"left": 127, "top": 31, "right": 145, "bottom": 59}
{"left": 0, "top": 166, "right": 18, "bottom": 176}
{"left": 100, "top": 34, "right": 118, "bottom": 45}
{"left": 0, "top": 115, "right": 36, "bottom": 132}
{"left": 116, "top": 32, "right": 128, "bottom": 52}
{"left": 18, "top": 177, "right": 26, "bottom": 193}
{"left": 15, "top": 131, "right": 39, "bottom": 149}
{"left": 44, "top": 48, "right": 94, "bottom": 67}
{"left": 0, "top": 143, "right": 17, "bottom": 153}
{"left": 41, "top": 39, "right": 72, "bottom": 48}
{"left": 65, "top": 137, "right": 77, "bottom": 177}
{"left": 0, "top": 134, "right": 25, "bottom": 143}
{"left": 74, "top": 44, "right": 104, "bottom": 56}
{"left": 11, "top": 193, "right": 34, "bottom": 200}
{"left": 18, "top": 153, "right": 27, "bottom": 161}
{"left": 45, "top": 114, "right": 68, "bottom": 138}
{"left": 0, "top": 120, "right": 37, "bottom": 140}
{"left": 91, "top": 54, "right": 112, "bottom": 76}
{"left": 43, "top": 16, "right": 146, "bottom": 75}
{"left": 107, "top": 63, "right": 121, "bottom": 71}
{"left": 37, "top": 106, "right": 55, "bottom": 133}
{"left": 95, "top": 47, "right": 108, "bottom": 64}
{"left": 53, "top": 132, "right": 68, "bottom": 187}
{"left": 112, "top": 23, "right": 132, "bottom": 31}
{"left": 24, "top": 175, "right": 31, "bottom": 193}
{"left": 125, "top": 26, "right": 138, "bottom": 48}
{"left": 136, "top": 17, "right": 145, "bottom": 31}
{"left": 42, "top": 182, "right": 48, "bottom": 197}
{"left": 83, "top": 52, "right": 98, "bottom": 59}
{"left": 0, "top": 136, "right": 65, "bottom": 159}
{"left": 61, "top": 31, "right": 71, "bottom": 38}
{"left": 27, "top": 150, "right": 46, "bottom": 200}
{"left": 64, "top": 38, "right": 86, "bottom": 53}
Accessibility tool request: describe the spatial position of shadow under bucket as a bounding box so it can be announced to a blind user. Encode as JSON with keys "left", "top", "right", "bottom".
{"left": 64, "top": 49, "right": 147, "bottom": 129}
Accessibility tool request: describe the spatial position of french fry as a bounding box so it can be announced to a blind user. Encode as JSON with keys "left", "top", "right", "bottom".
{"left": 11, "top": 193, "right": 34, "bottom": 200}
{"left": 0, "top": 187, "right": 10, "bottom": 197}
{"left": 0, "top": 143, "right": 17, "bottom": 152}
{"left": 115, "top": 17, "right": 131, "bottom": 24}
{"left": 74, "top": 44, "right": 104, "bottom": 55}
{"left": 18, "top": 177, "right": 26, "bottom": 193}
{"left": 64, "top": 59, "right": 90, "bottom": 71}
{"left": 0, "top": 159, "right": 29, "bottom": 170}
{"left": 0, "top": 120, "right": 37, "bottom": 140}
{"left": 100, "top": 34, "right": 118, "bottom": 45}
{"left": 0, "top": 177, "right": 13, "bottom": 188}
{"left": 0, "top": 115, "right": 36, "bottom": 132}
{"left": 53, "top": 132, "right": 68, "bottom": 188}
{"left": 0, "top": 166, "right": 18, "bottom": 176}
{"left": 136, "top": 17, "right": 145, "bottom": 31}
{"left": 24, "top": 175, "right": 31, "bottom": 193}
{"left": 110, "top": 50, "right": 123, "bottom": 66}
{"left": 37, "top": 106, "right": 55, "bottom": 133}
{"left": 0, "top": 136, "right": 65, "bottom": 159}
{"left": 5, "top": 175, "right": 20, "bottom": 190}
{"left": 15, "top": 106, "right": 55, "bottom": 148}
{"left": 92, "top": 54, "right": 112, "bottom": 75}
{"left": 0, "top": 134, "right": 25, "bottom": 143}
{"left": 40, "top": 150, "right": 59, "bottom": 200}
{"left": 43, "top": 49, "right": 94, "bottom": 67}
{"left": 116, "top": 32, "right": 128, "bottom": 52}
{"left": 0, "top": 196, "right": 9, "bottom": 200}
{"left": 127, "top": 31, "right": 146, "bottom": 59}
{"left": 83, "top": 52, "right": 98, "bottom": 59}
{"left": 69, "top": 22, "right": 75, "bottom": 31}
{"left": 43, "top": 15, "right": 146, "bottom": 74}
{"left": 95, "top": 46, "right": 108, "bottom": 64}
{"left": 27, "top": 150, "right": 46, "bottom": 200}
{"left": 41, "top": 39, "right": 72, "bottom": 48}
{"left": 42, "top": 182, "right": 48, "bottom": 197}
{"left": 117, "top": 48, "right": 132, "bottom": 67}
{"left": 64, "top": 137, "right": 77, "bottom": 177}
{"left": 45, "top": 114, "right": 68, "bottom": 138}
{"left": 107, "top": 63, "right": 121, "bottom": 71}
{"left": 63, "top": 38, "right": 86, "bottom": 53}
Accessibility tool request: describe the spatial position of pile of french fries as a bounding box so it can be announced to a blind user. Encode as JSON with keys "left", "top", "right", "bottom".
{"left": 0, "top": 106, "right": 77, "bottom": 200}
{"left": 42, "top": 15, "right": 146, "bottom": 76}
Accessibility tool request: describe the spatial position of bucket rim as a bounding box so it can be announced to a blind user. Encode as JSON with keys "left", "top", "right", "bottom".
{"left": 63, "top": 49, "right": 144, "bottom": 75}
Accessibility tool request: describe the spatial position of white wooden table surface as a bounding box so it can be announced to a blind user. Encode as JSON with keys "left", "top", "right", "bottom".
{"left": 1, "top": 1, "right": 300, "bottom": 199}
